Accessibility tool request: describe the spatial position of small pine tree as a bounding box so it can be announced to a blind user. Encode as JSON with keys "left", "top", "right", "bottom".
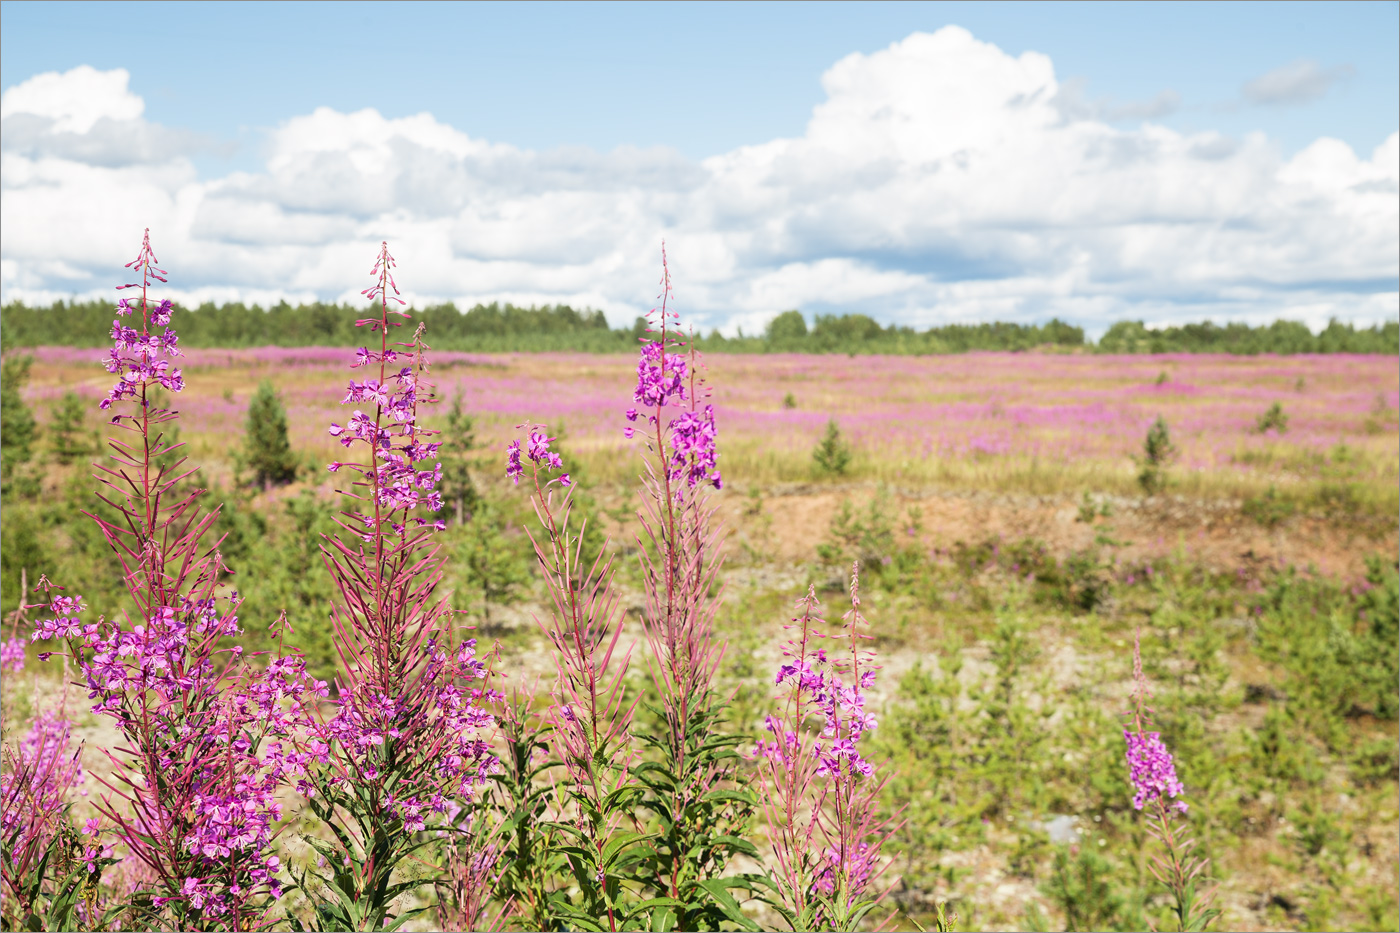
{"left": 1, "top": 355, "right": 37, "bottom": 480}
{"left": 244, "top": 379, "right": 297, "bottom": 488}
{"left": 1138, "top": 415, "right": 1176, "bottom": 495}
{"left": 50, "top": 391, "right": 96, "bottom": 464}
{"left": 1255, "top": 401, "right": 1289, "bottom": 435}
{"left": 438, "top": 390, "right": 479, "bottom": 526}
{"left": 812, "top": 417, "right": 852, "bottom": 477}
{"left": 454, "top": 500, "right": 531, "bottom": 627}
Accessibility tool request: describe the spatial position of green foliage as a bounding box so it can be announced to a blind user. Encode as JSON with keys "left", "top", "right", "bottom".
{"left": 0, "top": 300, "right": 1091, "bottom": 356}
{"left": 1254, "top": 402, "right": 1289, "bottom": 435}
{"left": 0, "top": 810, "right": 124, "bottom": 933}
{"left": 436, "top": 391, "right": 479, "bottom": 526}
{"left": 13, "top": 299, "right": 1396, "bottom": 355}
{"left": 811, "top": 418, "right": 852, "bottom": 477}
{"left": 244, "top": 379, "right": 297, "bottom": 487}
{"left": 1138, "top": 416, "right": 1176, "bottom": 495}
{"left": 817, "top": 488, "right": 894, "bottom": 568}
{"left": 479, "top": 697, "right": 562, "bottom": 932}
{"left": 1, "top": 355, "right": 37, "bottom": 482}
{"left": 47, "top": 391, "right": 96, "bottom": 465}
{"left": 1042, "top": 848, "right": 1143, "bottom": 932}
{"left": 634, "top": 696, "right": 761, "bottom": 931}
{"left": 230, "top": 489, "right": 339, "bottom": 679}
{"left": 1255, "top": 559, "right": 1400, "bottom": 731}
{"left": 0, "top": 512, "right": 47, "bottom": 621}
{"left": 1241, "top": 485, "right": 1296, "bottom": 528}
{"left": 765, "top": 310, "right": 808, "bottom": 347}
{"left": 1098, "top": 317, "right": 1399, "bottom": 355}
{"left": 451, "top": 500, "right": 532, "bottom": 628}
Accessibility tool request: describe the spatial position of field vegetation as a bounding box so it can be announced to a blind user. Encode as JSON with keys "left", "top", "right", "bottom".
{"left": 1, "top": 237, "right": 1396, "bottom": 932}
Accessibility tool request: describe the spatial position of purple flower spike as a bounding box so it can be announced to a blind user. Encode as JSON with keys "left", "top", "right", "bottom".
{"left": 1124, "top": 729, "right": 1187, "bottom": 813}
{"left": 506, "top": 440, "right": 524, "bottom": 484}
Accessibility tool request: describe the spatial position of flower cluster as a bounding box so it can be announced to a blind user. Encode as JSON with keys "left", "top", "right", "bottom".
{"left": 760, "top": 650, "right": 878, "bottom": 779}
{"left": 631, "top": 340, "right": 687, "bottom": 413}
{"left": 34, "top": 582, "right": 324, "bottom": 916}
{"left": 668, "top": 404, "right": 722, "bottom": 490}
{"left": 811, "top": 841, "right": 876, "bottom": 899}
{"left": 321, "top": 638, "right": 500, "bottom": 803}
{"left": 505, "top": 428, "right": 570, "bottom": 487}
{"left": 99, "top": 230, "right": 184, "bottom": 410}
{"left": 39, "top": 595, "right": 243, "bottom": 720}
{"left": 326, "top": 243, "right": 446, "bottom": 534}
{"left": 1, "top": 710, "right": 84, "bottom": 825}
{"left": 1, "top": 709, "right": 85, "bottom": 891}
{"left": 1, "top": 636, "right": 25, "bottom": 673}
{"left": 1124, "top": 729, "right": 1187, "bottom": 813}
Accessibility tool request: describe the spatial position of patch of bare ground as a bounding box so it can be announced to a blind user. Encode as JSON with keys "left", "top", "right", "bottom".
{"left": 710, "top": 481, "right": 1396, "bottom": 580}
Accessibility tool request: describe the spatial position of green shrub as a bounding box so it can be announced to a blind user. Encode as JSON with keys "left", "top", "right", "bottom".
{"left": 244, "top": 379, "right": 297, "bottom": 487}
{"left": 811, "top": 417, "right": 852, "bottom": 476}
{"left": 1137, "top": 415, "right": 1176, "bottom": 495}
{"left": 1255, "top": 401, "right": 1289, "bottom": 434}
{"left": 1, "top": 355, "right": 37, "bottom": 481}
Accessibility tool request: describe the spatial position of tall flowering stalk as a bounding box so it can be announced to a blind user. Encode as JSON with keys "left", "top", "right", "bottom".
{"left": 754, "top": 564, "right": 898, "bottom": 932}
{"left": 510, "top": 423, "right": 651, "bottom": 931}
{"left": 303, "top": 243, "right": 500, "bottom": 932}
{"left": 624, "top": 249, "right": 756, "bottom": 929}
{"left": 1125, "top": 630, "right": 1219, "bottom": 932}
{"left": 26, "top": 231, "right": 321, "bottom": 931}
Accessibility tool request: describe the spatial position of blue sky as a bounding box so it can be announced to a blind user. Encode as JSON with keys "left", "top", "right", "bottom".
{"left": 2, "top": 1, "right": 1396, "bottom": 334}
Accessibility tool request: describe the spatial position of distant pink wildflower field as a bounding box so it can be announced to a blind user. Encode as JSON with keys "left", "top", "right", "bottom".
{"left": 21, "top": 346, "right": 1399, "bottom": 488}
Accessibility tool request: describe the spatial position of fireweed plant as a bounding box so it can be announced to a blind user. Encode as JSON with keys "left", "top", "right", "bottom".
{"left": 499, "top": 250, "right": 758, "bottom": 931}
{"left": 0, "top": 640, "right": 98, "bottom": 931}
{"left": 626, "top": 251, "right": 759, "bottom": 931}
{"left": 20, "top": 230, "right": 323, "bottom": 932}
{"left": 751, "top": 565, "right": 899, "bottom": 932}
{"left": 508, "top": 421, "right": 651, "bottom": 931}
{"left": 297, "top": 243, "right": 501, "bottom": 932}
{"left": 1124, "top": 630, "right": 1220, "bottom": 932}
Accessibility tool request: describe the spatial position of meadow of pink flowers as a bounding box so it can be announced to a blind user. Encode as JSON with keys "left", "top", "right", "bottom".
{"left": 20, "top": 346, "right": 1398, "bottom": 484}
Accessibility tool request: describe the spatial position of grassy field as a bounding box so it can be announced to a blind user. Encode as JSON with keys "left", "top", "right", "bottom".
{"left": 5, "top": 346, "right": 1398, "bottom": 931}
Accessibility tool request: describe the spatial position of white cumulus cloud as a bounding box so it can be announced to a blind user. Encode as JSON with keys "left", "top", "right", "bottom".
{"left": 2, "top": 34, "right": 1396, "bottom": 335}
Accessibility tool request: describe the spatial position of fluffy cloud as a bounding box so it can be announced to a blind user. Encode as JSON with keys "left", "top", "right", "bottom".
{"left": 2, "top": 32, "right": 1396, "bottom": 335}
{"left": 1243, "top": 60, "right": 1354, "bottom": 106}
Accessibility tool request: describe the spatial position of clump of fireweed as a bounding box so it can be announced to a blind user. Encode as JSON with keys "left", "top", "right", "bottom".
{"left": 299, "top": 242, "right": 501, "bottom": 933}
{"left": 25, "top": 230, "right": 323, "bottom": 932}
{"left": 1125, "top": 628, "right": 1219, "bottom": 932}
{"left": 626, "top": 248, "right": 759, "bottom": 929}
{"left": 0, "top": 636, "right": 100, "bottom": 931}
{"left": 508, "top": 422, "right": 653, "bottom": 931}
{"left": 751, "top": 564, "right": 900, "bottom": 932}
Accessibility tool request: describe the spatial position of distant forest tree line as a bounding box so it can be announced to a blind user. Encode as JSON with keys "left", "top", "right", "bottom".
{"left": 1, "top": 299, "right": 1395, "bottom": 355}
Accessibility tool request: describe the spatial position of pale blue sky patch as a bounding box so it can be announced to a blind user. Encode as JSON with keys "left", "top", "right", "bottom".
{"left": 1, "top": 0, "right": 1395, "bottom": 335}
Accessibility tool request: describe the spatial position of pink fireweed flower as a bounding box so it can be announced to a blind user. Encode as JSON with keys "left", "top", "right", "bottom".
{"left": 506, "top": 425, "right": 569, "bottom": 488}
{"left": 1122, "top": 626, "right": 1218, "bottom": 929}
{"left": 1124, "top": 729, "right": 1188, "bottom": 813}
{"left": 99, "top": 229, "right": 184, "bottom": 412}
{"left": 752, "top": 564, "right": 898, "bottom": 927}
{"left": 625, "top": 249, "right": 723, "bottom": 493}
{"left": 312, "top": 244, "right": 502, "bottom": 929}
{"left": 1, "top": 637, "right": 25, "bottom": 673}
